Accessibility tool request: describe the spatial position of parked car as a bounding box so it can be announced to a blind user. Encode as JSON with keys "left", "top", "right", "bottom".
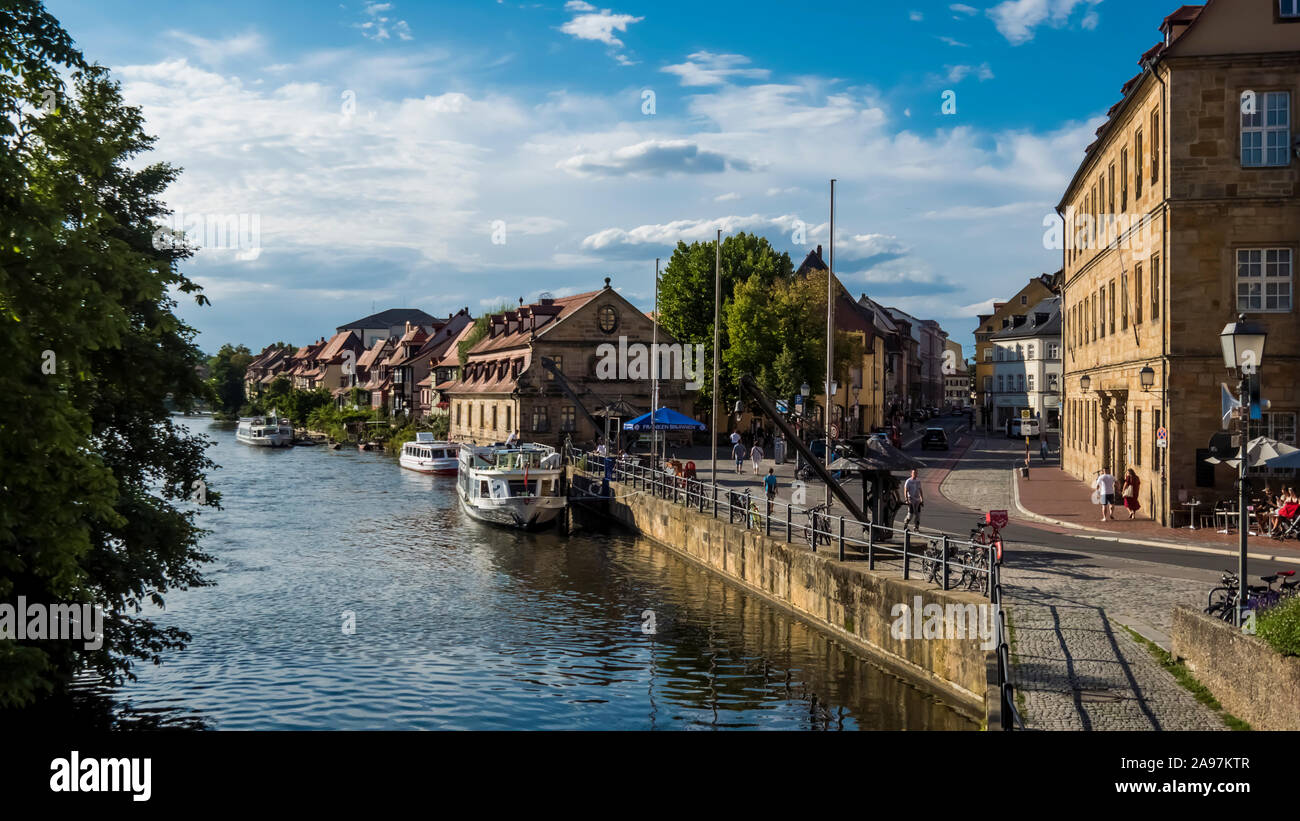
{"left": 920, "top": 427, "right": 949, "bottom": 451}
{"left": 868, "top": 426, "right": 902, "bottom": 448}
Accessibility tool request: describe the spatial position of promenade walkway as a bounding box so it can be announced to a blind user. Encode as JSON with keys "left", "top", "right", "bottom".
{"left": 939, "top": 436, "right": 1228, "bottom": 730}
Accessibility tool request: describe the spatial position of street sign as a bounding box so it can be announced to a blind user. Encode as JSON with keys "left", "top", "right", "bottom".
{"left": 1156, "top": 426, "right": 1168, "bottom": 448}
{"left": 830, "top": 424, "right": 839, "bottom": 438}
{"left": 775, "top": 399, "right": 789, "bottom": 414}
{"left": 1021, "top": 409, "right": 1031, "bottom": 420}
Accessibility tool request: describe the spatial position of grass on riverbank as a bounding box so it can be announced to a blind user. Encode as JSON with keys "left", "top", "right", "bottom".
{"left": 1118, "top": 624, "right": 1250, "bottom": 731}
{"left": 1256, "top": 596, "right": 1300, "bottom": 657}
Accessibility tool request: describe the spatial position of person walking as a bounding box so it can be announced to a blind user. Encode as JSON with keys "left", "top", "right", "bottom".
{"left": 1093, "top": 467, "right": 1117, "bottom": 522}
{"left": 1040, "top": 437, "right": 1049, "bottom": 463}
{"left": 750, "top": 442, "right": 764, "bottom": 474}
{"left": 1121, "top": 468, "right": 1141, "bottom": 520}
{"left": 902, "top": 468, "right": 924, "bottom": 532}
{"left": 732, "top": 440, "right": 746, "bottom": 474}
{"left": 763, "top": 467, "right": 778, "bottom": 516}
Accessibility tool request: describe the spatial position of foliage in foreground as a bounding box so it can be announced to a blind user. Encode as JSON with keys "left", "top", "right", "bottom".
{"left": 1, "top": 3, "right": 216, "bottom": 707}
{"left": 1256, "top": 596, "right": 1300, "bottom": 658}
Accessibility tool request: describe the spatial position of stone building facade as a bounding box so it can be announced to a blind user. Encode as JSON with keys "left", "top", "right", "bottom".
{"left": 990, "top": 298, "right": 1062, "bottom": 430}
{"left": 445, "top": 279, "right": 694, "bottom": 448}
{"left": 973, "top": 274, "right": 1058, "bottom": 428}
{"left": 1059, "top": 0, "right": 1300, "bottom": 525}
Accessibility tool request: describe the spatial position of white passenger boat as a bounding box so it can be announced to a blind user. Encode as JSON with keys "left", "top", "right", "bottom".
{"left": 399, "top": 433, "right": 459, "bottom": 475}
{"left": 235, "top": 416, "right": 294, "bottom": 447}
{"left": 456, "top": 443, "right": 566, "bottom": 529}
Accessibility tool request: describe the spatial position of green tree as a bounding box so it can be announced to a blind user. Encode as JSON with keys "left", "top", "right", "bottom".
{"left": 658, "top": 232, "right": 793, "bottom": 414}
{"left": 1, "top": 7, "right": 217, "bottom": 707}
{"left": 207, "top": 343, "right": 254, "bottom": 414}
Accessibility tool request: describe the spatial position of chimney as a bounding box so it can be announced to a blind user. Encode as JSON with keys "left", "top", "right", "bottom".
{"left": 817, "top": 244, "right": 823, "bottom": 260}
{"left": 604, "top": 277, "right": 611, "bottom": 289}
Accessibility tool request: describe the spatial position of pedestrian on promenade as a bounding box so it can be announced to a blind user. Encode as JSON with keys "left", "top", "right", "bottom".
{"left": 763, "top": 468, "right": 778, "bottom": 516}
{"left": 902, "top": 468, "right": 924, "bottom": 532}
{"left": 1040, "top": 438, "right": 1049, "bottom": 463}
{"left": 730, "top": 429, "right": 741, "bottom": 448}
{"left": 1093, "top": 468, "right": 1117, "bottom": 522}
{"left": 1121, "top": 468, "right": 1141, "bottom": 519}
{"left": 750, "top": 442, "right": 764, "bottom": 474}
{"left": 732, "top": 441, "right": 745, "bottom": 474}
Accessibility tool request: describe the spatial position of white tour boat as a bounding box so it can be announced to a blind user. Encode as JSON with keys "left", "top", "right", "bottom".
{"left": 456, "top": 443, "right": 566, "bottom": 529}
{"left": 235, "top": 416, "right": 294, "bottom": 447}
{"left": 399, "top": 433, "right": 460, "bottom": 475}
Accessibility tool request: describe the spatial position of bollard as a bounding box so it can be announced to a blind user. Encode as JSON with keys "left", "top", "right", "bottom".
{"left": 786, "top": 502, "right": 792, "bottom": 543}
{"left": 903, "top": 529, "right": 911, "bottom": 580}
{"left": 712, "top": 486, "right": 717, "bottom": 518}
{"left": 941, "top": 534, "right": 950, "bottom": 591}
{"left": 838, "top": 516, "right": 845, "bottom": 562}
{"left": 867, "top": 524, "right": 874, "bottom": 570}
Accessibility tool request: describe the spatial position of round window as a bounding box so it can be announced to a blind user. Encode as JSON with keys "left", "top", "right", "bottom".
{"left": 598, "top": 305, "right": 618, "bottom": 334}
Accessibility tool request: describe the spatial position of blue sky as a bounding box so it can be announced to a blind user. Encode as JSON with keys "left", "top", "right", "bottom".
{"left": 45, "top": 0, "right": 1174, "bottom": 354}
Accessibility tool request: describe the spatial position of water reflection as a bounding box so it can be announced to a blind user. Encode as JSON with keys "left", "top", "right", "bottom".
{"left": 32, "top": 416, "right": 973, "bottom": 731}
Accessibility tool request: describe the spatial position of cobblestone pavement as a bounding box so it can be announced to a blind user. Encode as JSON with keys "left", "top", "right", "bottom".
{"left": 940, "top": 436, "right": 1227, "bottom": 730}
{"left": 1003, "top": 550, "right": 1225, "bottom": 730}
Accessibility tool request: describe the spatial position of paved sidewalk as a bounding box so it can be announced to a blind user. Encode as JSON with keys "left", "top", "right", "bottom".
{"left": 1014, "top": 463, "right": 1300, "bottom": 555}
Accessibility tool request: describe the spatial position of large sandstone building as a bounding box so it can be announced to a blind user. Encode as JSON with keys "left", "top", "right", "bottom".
{"left": 1059, "top": 0, "right": 1299, "bottom": 525}
{"left": 444, "top": 279, "right": 694, "bottom": 447}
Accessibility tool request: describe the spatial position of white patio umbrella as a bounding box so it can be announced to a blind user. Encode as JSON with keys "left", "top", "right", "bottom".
{"left": 1204, "top": 436, "right": 1299, "bottom": 468}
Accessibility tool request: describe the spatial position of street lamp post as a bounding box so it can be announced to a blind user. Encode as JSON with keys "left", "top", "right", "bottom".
{"left": 1220, "top": 314, "right": 1267, "bottom": 629}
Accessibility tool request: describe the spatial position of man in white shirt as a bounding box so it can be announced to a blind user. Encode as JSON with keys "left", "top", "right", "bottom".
{"left": 902, "top": 469, "right": 924, "bottom": 532}
{"left": 505, "top": 429, "right": 519, "bottom": 446}
{"left": 1093, "top": 468, "right": 1116, "bottom": 521}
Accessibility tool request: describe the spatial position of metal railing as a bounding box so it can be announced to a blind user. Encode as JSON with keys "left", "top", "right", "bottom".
{"left": 565, "top": 447, "right": 996, "bottom": 595}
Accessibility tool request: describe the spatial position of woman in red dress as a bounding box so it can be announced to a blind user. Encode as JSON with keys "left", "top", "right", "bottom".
{"left": 1121, "top": 468, "right": 1141, "bottom": 519}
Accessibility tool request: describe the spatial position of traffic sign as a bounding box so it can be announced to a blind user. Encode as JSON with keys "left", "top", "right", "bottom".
{"left": 1156, "top": 426, "right": 1167, "bottom": 448}
{"left": 830, "top": 424, "right": 839, "bottom": 438}
{"left": 1021, "top": 409, "right": 1031, "bottom": 420}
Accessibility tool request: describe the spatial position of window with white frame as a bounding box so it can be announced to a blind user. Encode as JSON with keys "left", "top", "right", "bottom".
{"left": 1048, "top": 343, "right": 1060, "bottom": 360}
{"left": 1242, "top": 90, "right": 1291, "bottom": 167}
{"left": 1016, "top": 374, "right": 1025, "bottom": 391}
{"left": 997, "top": 375, "right": 1004, "bottom": 392}
{"left": 1027, "top": 343, "right": 1036, "bottom": 359}
{"left": 1237, "top": 248, "right": 1293, "bottom": 311}
{"left": 1028, "top": 374, "right": 1035, "bottom": 391}
{"left": 983, "top": 347, "right": 992, "bottom": 361}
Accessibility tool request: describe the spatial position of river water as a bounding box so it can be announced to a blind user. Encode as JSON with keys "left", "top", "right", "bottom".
{"left": 99, "top": 415, "right": 974, "bottom": 730}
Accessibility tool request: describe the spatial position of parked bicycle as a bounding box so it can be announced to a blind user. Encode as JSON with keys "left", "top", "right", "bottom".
{"left": 1204, "top": 569, "right": 1298, "bottom": 623}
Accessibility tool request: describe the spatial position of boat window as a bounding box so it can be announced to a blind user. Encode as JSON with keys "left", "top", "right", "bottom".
{"left": 479, "top": 480, "right": 489, "bottom": 498}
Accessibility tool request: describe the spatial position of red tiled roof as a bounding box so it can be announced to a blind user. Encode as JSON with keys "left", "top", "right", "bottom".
{"left": 317, "top": 330, "right": 358, "bottom": 363}
{"left": 468, "top": 289, "right": 603, "bottom": 355}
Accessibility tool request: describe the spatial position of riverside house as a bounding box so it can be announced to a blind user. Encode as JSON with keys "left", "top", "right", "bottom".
{"left": 444, "top": 278, "right": 694, "bottom": 448}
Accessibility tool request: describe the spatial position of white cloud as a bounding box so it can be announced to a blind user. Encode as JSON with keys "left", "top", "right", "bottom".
{"left": 909, "top": 11, "right": 924, "bottom": 22}
{"left": 661, "top": 52, "right": 770, "bottom": 87}
{"left": 946, "top": 63, "right": 994, "bottom": 83}
{"left": 559, "top": 6, "right": 643, "bottom": 48}
{"left": 355, "top": 1, "right": 415, "bottom": 41}
{"left": 166, "top": 30, "right": 265, "bottom": 66}
{"left": 950, "top": 3, "right": 978, "bottom": 15}
{"left": 938, "top": 36, "right": 969, "bottom": 47}
{"left": 714, "top": 192, "right": 741, "bottom": 202}
{"left": 986, "top": 0, "right": 1102, "bottom": 46}
{"left": 558, "top": 138, "right": 753, "bottom": 177}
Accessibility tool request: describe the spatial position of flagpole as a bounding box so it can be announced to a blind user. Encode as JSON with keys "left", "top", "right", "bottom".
{"left": 712, "top": 229, "right": 721, "bottom": 485}
{"left": 652, "top": 257, "right": 659, "bottom": 467}
{"left": 825, "top": 178, "right": 836, "bottom": 507}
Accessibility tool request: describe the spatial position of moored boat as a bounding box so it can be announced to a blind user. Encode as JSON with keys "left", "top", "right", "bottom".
{"left": 456, "top": 443, "right": 565, "bottom": 529}
{"left": 236, "top": 416, "right": 294, "bottom": 447}
{"left": 399, "top": 433, "right": 459, "bottom": 475}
